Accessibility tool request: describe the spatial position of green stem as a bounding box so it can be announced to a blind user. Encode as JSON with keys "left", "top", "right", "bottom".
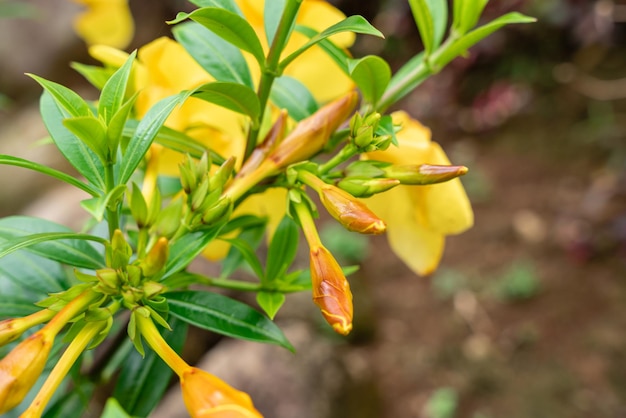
{"left": 317, "top": 143, "right": 358, "bottom": 175}
{"left": 244, "top": 0, "right": 303, "bottom": 161}
{"left": 104, "top": 163, "right": 119, "bottom": 238}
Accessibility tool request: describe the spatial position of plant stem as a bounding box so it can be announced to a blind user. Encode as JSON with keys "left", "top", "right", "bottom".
{"left": 317, "top": 143, "right": 358, "bottom": 175}
{"left": 244, "top": 0, "right": 303, "bottom": 161}
{"left": 104, "top": 163, "right": 120, "bottom": 238}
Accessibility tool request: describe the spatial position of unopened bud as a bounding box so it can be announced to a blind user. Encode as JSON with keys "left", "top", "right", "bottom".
{"left": 319, "top": 184, "right": 386, "bottom": 234}
{"left": 179, "top": 154, "right": 197, "bottom": 195}
{"left": 0, "top": 330, "right": 53, "bottom": 413}
{"left": 201, "top": 197, "right": 232, "bottom": 227}
{"left": 95, "top": 268, "right": 120, "bottom": 293}
{"left": 142, "top": 281, "right": 165, "bottom": 300}
{"left": 0, "top": 310, "right": 55, "bottom": 348}
{"left": 141, "top": 237, "right": 169, "bottom": 278}
{"left": 191, "top": 177, "right": 210, "bottom": 212}
{"left": 155, "top": 200, "right": 184, "bottom": 239}
{"left": 129, "top": 183, "right": 149, "bottom": 228}
{"left": 237, "top": 110, "right": 288, "bottom": 180}
{"left": 209, "top": 156, "right": 236, "bottom": 192}
{"left": 106, "top": 230, "right": 132, "bottom": 269}
{"left": 384, "top": 163, "right": 468, "bottom": 185}
{"left": 337, "top": 177, "right": 400, "bottom": 198}
{"left": 344, "top": 160, "right": 388, "bottom": 178}
{"left": 310, "top": 245, "right": 353, "bottom": 336}
{"left": 126, "top": 264, "right": 142, "bottom": 287}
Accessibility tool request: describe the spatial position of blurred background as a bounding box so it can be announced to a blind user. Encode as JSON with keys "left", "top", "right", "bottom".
{"left": 1, "top": 0, "right": 626, "bottom": 417}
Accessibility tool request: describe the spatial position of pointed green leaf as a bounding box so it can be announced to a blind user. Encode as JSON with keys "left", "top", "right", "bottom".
{"left": 192, "top": 82, "right": 260, "bottom": 125}
{"left": 348, "top": 55, "right": 391, "bottom": 107}
{"left": 118, "top": 92, "right": 187, "bottom": 185}
{"left": 28, "top": 74, "right": 91, "bottom": 118}
{"left": 264, "top": 0, "right": 286, "bottom": 45}
{"left": 63, "top": 116, "right": 108, "bottom": 162}
{"left": 101, "top": 398, "right": 133, "bottom": 418}
{"left": 222, "top": 236, "right": 265, "bottom": 279}
{"left": 256, "top": 291, "right": 285, "bottom": 320}
{"left": 436, "top": 12, "right": 536, "bottom": 69}
{"left": 164, "top": 227, "right": 223, "bottom": 278}
{"left": 385, "top": 52, "right": 426, "bottom": 106}
{"left": 408, "top": 0, "right": 448, "bottom": 54}
{"left": 0, "top": 295, "right": 40, "bottom": 317}
{"left": 281, "top": 16, "right": 383, "bottom": 70}
{"left": 170, "top": 7, "right": 265, "bottom": 66}
{"left": 107, "top": 93, "right": 139, "bottom": 162}
{"left": 98, "top": 50, "right": 136, "bottom": 124}
{"left": 80, "top": 184, "right": 127, "bottom": 222}
{"left": 0, "top": 155, "right": 98, "bottom": 196}
{"left": 270, "top": 76, "right": 318, "bottom": 121}
{"left": 453, "top": 0, "right": 489, "bottom": 35}
{"left": 71, "top": 62, "right": 115, "bottom": 91}
{"left": 294, "top": 25, "right": 351, "bottom": 75}
{"left": 42, "top": 382, "right": 94, "bottom": 418}
{"left": 0, "top": 251, "right": 68, "bottom": 299}
{"left": 0, "top": 233, "right": 107, "bottom": 266}
{"left": 173, "top": 22, "right": 254, "bottom": 89}
{"left": 265, "top": 216, "right": 298, "bottom": 283}
{"left": 166, "top": 290, "right": 294, "bottom": 350}
{"left": 114, "top": 318, "right": 187, "bottom": 417}
{"left": 188, "top": 0, "right": 242, "bottom": 15}
{"left": 0, "top": 217, "right": 106, "bottom": 269}
{"left": 39, "top": 92, "right": 106, "bottom": 191}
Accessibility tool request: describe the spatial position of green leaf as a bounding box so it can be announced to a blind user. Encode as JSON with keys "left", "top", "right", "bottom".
{"left": 173, "top": 22, "right": 254, "bottom": 89}
{"left": 164, "top": 227, "right": 223, "bottom": 278}
{"left": 166, "top": 290, "right": 294, "bottom": 350}
{"left": 188, "top": 0, "right": 242, "bottom": 15}
{"left": 118, "top": 93, "right": 187, "bottom": 185}
{"left": 28, "top": 74, "right": 91, "bottom": 118}
{"left": 100, "top": 398, "right": 133, "bottom": 418}
{"left": 43, "top": 382, "right": 94, "bottom": 418}
{"left": 0, "top": 295, "right": 40, "bottom": 317}
{"left": 280, "top": 16, "right": 383, "bottom": 70}
{"left": 222, "top": 235, "right": 265, "bottom": 279}
{"left": 270, "top": 76, "right": 318, "bottom": 121}
{"left": 256, "top": 291, "right": 285, "bottom": 320}
{"left": 435, "top": 12, "right": 536, "bottom": 69}
{"left": 80, "top": 184, "right": 127, "bottom": 222}
{"left": 385, "top": 52, "right": 426, "bottom": 105}
{"left": 453, "top": 0, "right": 488, "bottom": 35}
{"left": 348, "top": 55, "right": 391, "bottom": 107}
{"left": 39, "top": 92, "right": 106, "bottom": 191}
{"left": 0, "top": 232, "right": 107, "bottom": 265}
{"left": 62, "top": 116, "right": 108, "bottom": 162}
{"left": 0, "top": 217, "right": 106, "bottom": 269}
{"left": 0, "top": 155, "right": 98, "bottom": 196}
{"left": 264, "top": 0, "right": 286, "bottom": 45}
{"left": 114, "top": 318, "right": 188, "bottom": 417}
{"left": 192, "top": 82, "right": 260, "bottom": 125}
{"left": 71, "top": 62, "right": 115, "bottom": 91}
{"left": 265, "top": 216, "right": 298, "bottom": 283}
{"left": 170, "top": 7, "right": 266, "bottom": 67}
{"left": 0, "top": 251, "right": 68, "bottom": 299}
{"left": 294, "top": 25, "right": 351, "bottom": 75}
{"left": 107, "top": 93, "right": 139, "bottom": 162}
{"left": 408, "top": 0, "right": 448, "bottom": 55}
{"left": 98, "top": 50, "right": 137, "bottom": 124}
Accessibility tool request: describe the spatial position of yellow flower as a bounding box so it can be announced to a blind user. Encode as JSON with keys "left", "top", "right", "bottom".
{"left": 71, "top": 0, "right": 134, "bottom": 49}
{"left": 181, "top": 367, "right": 263, "bottom": 418}
{"left": 364, "top": 111, "right": 474, "bottom": 276}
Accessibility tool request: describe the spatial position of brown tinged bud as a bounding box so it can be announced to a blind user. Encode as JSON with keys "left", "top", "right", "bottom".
{"left": 237, "top": 110, "right": 288, "bottom": 180}
{"left": 0, "top": 310, "right": 55, "bottom": 348}
{"left": 209, "top": 156, "right": 236, "bottom": 192}
{"left": 267, "top": 91, "right": 358, "bottom": 170}
{"left": 0, "top": 330, "right": 53, "bottom": 413}
{"left": 310, "top": 245, "right": 353, "bottom": 336}
{"left": 383, "top": 163, "right": 468, "bottom": 185}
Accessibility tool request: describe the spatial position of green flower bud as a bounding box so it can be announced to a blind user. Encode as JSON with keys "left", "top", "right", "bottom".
{"left": 383, "top": 163, "right": 468, "bottom": 185}
{"left": 201, "top": 197, "right": 232, "bottom": 227}
{"left": 106, "top": 230, "right": 132, "bottom": 269}
{"left": 142, "top": 281, "right": 165, "bottom": 300}
{"left": 95, "top": 268, "right": 120, "bottom": 293}
{"left": 344, "top": 160, "right": 388, "bottom": 178}
{"left": 155, "top": 200, "right": 184, "bottom": 239}
{"left": 126, "top": 265, "right": 142, "bottom": 287}
{"left": 209, "top": 156, "right": 236, "bottom": 193}
{"left": 129, "top": 183, "right": 149, "bottom": 228}
{"left": 337, "top": 177, "right": 400, "bottom": 198}
{"left": 141, "top": 237, "right": 169, "bottom": 278}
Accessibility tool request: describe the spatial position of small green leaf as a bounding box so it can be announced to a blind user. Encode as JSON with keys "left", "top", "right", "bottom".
{"left": 114, "top": 318, "right": 188, "bottom": 417}
{"left": 453, "top": 0, "right": 488, "bottom": 35}
{"left": 265, "top": 216, "right": 298, "bottom": 283}
{"left": 164, "top": 227, "right": 223, "bottom": 278}
{"left": 192, "top": 82, "right": 260, "bottom": 125}
{"left": 118, "top": 92, "right": 188, "bottom": 185}
{"left": 71, "top": 62, "right": 115, "bottom": 91}
{"left": 0, "top": 155, "right": 98, "bottom": 196}
{"left": 63, "top": 116, "right": 108, "bottom": 162}
{"left": 166, "top": 290, "right": 294, "bottom": 350}
{"left": 0, "top": 295, "right": 40, "bottom": 317}
{"left": 0, "top": 217, "right": 106, "bottom": 269}
{"left": 107, "top": 93, "right": 139, "bottom": 162}
{"left": 173, "top": 22, "right": 254, "bottom": 89}
{"left": 294, "top": 25, "right": 351, "bottom": 75}
{"left": 188, "top": 0, "right": 242, "bottom": 15}
{"left": 436, "top": 12, "right": 536, "bottom": 69}
{"left": 408, "top": 0, "right": 448, "bottom": 55}
{"left": 256, "top": 291, "right": 285, "bottom": 320}
{"left": 348, "top": 55, "right": 391, "bottom": 107}
{"left": 40, "top": 92, "right": 106, "bottom": 191}
{"left": 0, "top": 232, "right": 107, "bottom": 265}
{"left": 28, "top": 74, "right": 91, "bottom": 118}
{"left": 43, "top": 382, "right": 94, "bottom": 418}
{"left": 98, "top": 50, "right": 137, "bottom": 124}
{"left": 280, "top": 16, "right": 383, "bottom": 70}
{"left": 264, "top": 0, "right": 286, "bottom": 45}
{"left": 270, "top": 76, "right": 319, "bottom": 121}
{"left": 385, "top": 53, "right": 426, "bottom": 105}
{"left": 101, "top": 398, "right": 133, "bottom": 418}
{"left": 80, "top": 184, "right": 127, "bottom": 222}
{"left": 170, "top": 7, "right": 266, "bottom": 66}
{"left": 222, "top": 235, "right": 265, "bottom": 279}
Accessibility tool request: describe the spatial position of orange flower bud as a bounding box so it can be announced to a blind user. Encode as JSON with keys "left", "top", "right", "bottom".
{"left": 141, "top": 237, "right": 169, "bottom": 277}
{"left": 268, "top": 92, "right": 358, "bottom": 169}
{"left": 181, "top": 367, "right": 263, "bottom": 418}
{"left": 319, "top": 183, "right": 386, "bottom": 235}
{"left": 0, "top": 309, "right": 55, "bottom": 348}
{"left": 383, "top": 163, "right": 468, "bottom": 185}
{"left": 0, "top": 330, "right": 53, "bottom": 413}
{"left": 310, "top": 245, "right": 353, "bottom": 335}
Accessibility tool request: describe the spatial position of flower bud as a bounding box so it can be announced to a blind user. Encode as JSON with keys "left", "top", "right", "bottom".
{"left": 209, "top": 156, "right": 236, "bottom": 193}
{"left": 337, "top": 177, "right": 400, "bottom": 198}
{"left": 319, "top": 184, "right": 386, "bottom": 234}
{"left": 106, "top": 229, "right": 132, "bottom": 269}
{"left": 0, "top": 330, "right": 53, "bottom": 413}
{"left": 237, "top": 110, "right": 288, "bottom": 180}
{"left": 268, "top": 91, "right": 358, "bottom": 169}
{"left": 95, "top": 268, "right": 121, "bottom": 294}
{"left": 310, "top": 245, "right": 353, "bottom": 335}
{"left": 383, "top": 163, "right": 468, "bottom": 185}
{"left": 141, "top": 237, "right": 169, "bottom": 277}
{"left": 0, "top": 310, "right": 55, "bottom": 348}
{"left": 181, "top": 367, "right": 263, "bottom": 418}
{"left": 201, "top": 197, "right": 232, "bottom": 227}
{"left": 155, "top": 199, "right": 184, "bottom": 239}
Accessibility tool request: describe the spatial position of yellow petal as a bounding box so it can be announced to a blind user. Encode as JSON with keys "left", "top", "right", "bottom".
{"left": 72, "top": 0, "right": 134, "bottom": 49}
{"left": 365, "top": 186, "right": 445, "bottom": 276}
